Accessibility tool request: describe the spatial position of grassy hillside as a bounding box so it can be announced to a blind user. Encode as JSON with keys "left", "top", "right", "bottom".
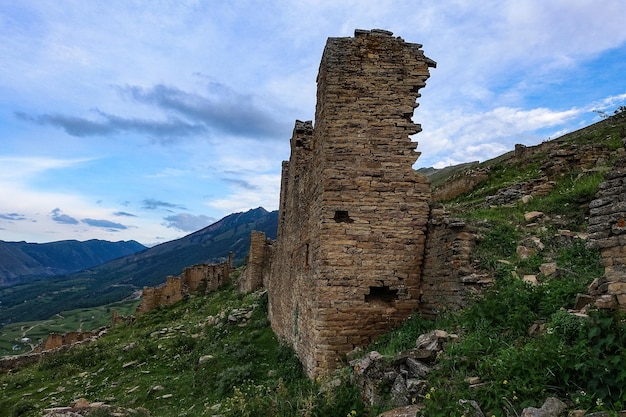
{"left": 0, "top": 300, "right": 140, "bottom": 356}
{"left": 370, "top": 183, "right": 625, "bottom": 416}
{"left": 0, "top": 283, "right": 364, "bottom": 417}
{"left": 371, "top": 112, "right": 626, "bottom": 416}
{"left": 2, "top": 114, "right": 626, "bottom": 416}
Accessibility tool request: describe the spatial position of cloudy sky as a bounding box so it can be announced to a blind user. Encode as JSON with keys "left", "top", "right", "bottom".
{"left": 1, "top": 1, "right": 626, "bottom": 246}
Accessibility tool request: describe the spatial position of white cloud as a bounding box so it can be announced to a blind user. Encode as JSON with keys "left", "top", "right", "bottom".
{"left": 591, "top": 93, "right": 626, "bottom": 112}
{"left": 162, "top": 213, "right": 215, "bottom": 232}
{"left": 145, "top": 168, "right": 189, "bottom": 179}
{"left": 2, "top": 0, "right": 626, "bottom": 244}
{"left": 206, "top": 174, "right": 281, "bottom": 215}
{"left": 416, "top": 106, "right": 581, "bottom": 167}
{"left": 0, "top": 156, "right": 93, "bottom": 181}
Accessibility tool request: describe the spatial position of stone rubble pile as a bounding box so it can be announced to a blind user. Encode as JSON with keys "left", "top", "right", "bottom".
{"left": 41, "top": 397, "right": 149, "bottom": 416}
{"left": 354, "top": 329, "right": 625, "bottom": 417}
{"left": 350, "top": 330, "right": 457, "bottom": 407}
{"left": 485, "top": 178, "right": 556, "bottom": 207}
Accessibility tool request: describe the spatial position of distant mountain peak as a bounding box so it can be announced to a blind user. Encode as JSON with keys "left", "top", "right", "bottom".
{"left": 0, "top": 208, "right": 278, "bottom": 324}
{"left": 0, "top": 239, "right": 147, "bottom": 286}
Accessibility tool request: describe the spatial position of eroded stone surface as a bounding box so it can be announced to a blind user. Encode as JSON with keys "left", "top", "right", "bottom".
{"left": 587, "top": 127, "right": 626, "bottom": 312}
{"left": 268, "top": 29, "right": 436, "bottom": 377}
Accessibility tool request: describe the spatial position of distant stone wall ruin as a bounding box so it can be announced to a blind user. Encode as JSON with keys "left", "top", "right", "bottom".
{"left": 136, "top": 255, "right": 232, "bottom": 315}
{"left": 238, "top": 231, "right": 273, "bottom": 293}
{"left": 1, "top": 328, "right": 108, "bottom": 372}
{"left": 42, "top": 328, "right": 105, "bottom": 351}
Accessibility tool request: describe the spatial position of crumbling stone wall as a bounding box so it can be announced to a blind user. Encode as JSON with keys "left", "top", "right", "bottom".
{"left": 238, "top": 231, "right": 273, "bottom": 293}
{"left": 268, "top": 29, "right": 436, "bottom": 377}
{"left": 111, "top": 310, "right": 134, "bottom": 325}
{"left": 433, "top": 139, "right": 615, "bottom": 203}
{"left": 540, "top": 143, "right": 613, "bottom": 178}
{"left": 180, "top": 258, "right": 232, "bottom": 293}
{"left": 136, "top": 276, "right": 184, "bottom": 315}
{"left": 136, "top": 256, "right": 232, "bottom": 315}
{"left": 1, "top": 329, "right": 107, "bottom": 372}
{"left": 42, "top": 329, "right": 104, "bottom": 351}
{"left": 420, "top": 205, "right": 485, "bottom": 317}
{"left": 432, "top": 167, "right": 489, "bottom": 202}
{"left": 587, "top": 137, "right": 626, "bottom": 311}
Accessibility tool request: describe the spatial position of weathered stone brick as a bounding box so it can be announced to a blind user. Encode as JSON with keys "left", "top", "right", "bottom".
{"left": 608, "top": 282, "right": 626, "bottom": 294}
{"left": 587, "top": 140, "right": 626, "bottom": 312}
{"left": 136, "top": 256, "right": 232, "bottom": 316}
{"left": 266, "top": 29, "right": 436, "bottom": 377}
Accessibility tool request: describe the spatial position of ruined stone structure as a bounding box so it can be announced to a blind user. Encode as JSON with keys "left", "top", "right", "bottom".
{"left": 0, "top": 328, "right": 108, "bottom": 372}
{"left": 136, "top": 256, "right": 232, "bottom": 315}
{"left": 111, "top": 310, "right": 134, "bottom": 326}
{"left": 433, "top": 143, "right": 615, "bottom": 204}
{"left": 267, "top": 29, "right": 436, "bottom": 376}
{"left": 238, "top": 231, "right": 273, "bottom": 293}
{"left": 419, "top": 206, "right": 485, "bottom": 316}
{"left": 42, "top": 328, "right": 105, "bottom": 351}
{"left": 432, "top": 167, "right": 489, "bottom": 202}
{"left": 588, "top": 135, "right": 626, "bottom": 311}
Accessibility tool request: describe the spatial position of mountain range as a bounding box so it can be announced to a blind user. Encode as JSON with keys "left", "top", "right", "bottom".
{"left": 0, "top": 239, "right": 146, "bottom": 286}
{"left": 0, "top": 207, "right": 278, "bottom": 326}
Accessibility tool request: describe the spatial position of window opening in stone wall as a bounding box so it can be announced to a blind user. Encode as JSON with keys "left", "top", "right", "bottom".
{"left": 304, "top": 243, "right": 310, "bottom": 268}
{"left": 365, "top": 286, "right": 398, "bottom": 304}
{"left": 333, "top": 210, "right": 354, "bottom": 223}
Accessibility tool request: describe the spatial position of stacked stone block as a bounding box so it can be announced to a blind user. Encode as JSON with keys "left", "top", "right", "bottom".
{"left": 588, "top": 139, "right": 626, "bottom": 311}
{"left": 238, "top": 231, "right": 273, "bottom": 293}
{"left": 136, "top": 257, "right": 232, "bottom": 315}
{"left": 268, "top": 29, "right": 435, "bottom": 377}
{"left": 419, "top": 206, "right": 482, "bottom": 317}
{"left": 43, "top": 329, "right": 102, "bottom": 351}
{"left": 136, "top": 276, "right": 184, "bottom": 315}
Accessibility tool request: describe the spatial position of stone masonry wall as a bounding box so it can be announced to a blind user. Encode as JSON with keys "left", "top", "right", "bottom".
{"left": 420, "top": 205, "right": 485, "bottom": 317}
{"left": 432, "top": 167, "right": 489, "bottom": 202}
{"left": 268, "top": 29, "right": 436, "bottom": 377}
{"left": 238, "top": 231, "right": 273, "bottom": 293}
{"left": 433, "top": 138, "right": 615, "bottom": 203}
{"left": 42, "top": 328, "right": 104, "bottom": 351}
{"left": 269, "top": 120, "right": 319, "bottom": 376}
{"left": 136, "top": 257, "right": 232, "bottom": 315}
{"left": 1, "top": 328, "right": 107, "bottom": 372}
{"left": 587, "top": 135, "right": 626, "bottom": 311}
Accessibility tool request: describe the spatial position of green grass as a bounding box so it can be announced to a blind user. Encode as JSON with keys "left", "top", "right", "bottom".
{"left": 368, "top": 237, "right": 622, "bottom": 417}
{"left": 447, "top": 160, "right": 543, "bottom": 207}
{"left": 562, "top": 113, "right": 625, "bottom": 150}
{"left": 2, "top": 113, "right": 625, "bottom": 417}
{"left": 360, "top": 121, "right": 624, "bottom": 416}
{"left": 0, "top": 286, "right": 364, "bottom": 417}
{"left": 0, "top": 300, "right": 140, "bottom": 356}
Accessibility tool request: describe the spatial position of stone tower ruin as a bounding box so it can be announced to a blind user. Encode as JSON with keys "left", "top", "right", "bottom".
{"left": 267, "top": 29, "right": 436, "bottom": 376}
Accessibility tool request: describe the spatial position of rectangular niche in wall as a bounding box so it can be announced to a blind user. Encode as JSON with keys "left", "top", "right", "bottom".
{"left": 333, "top": 210, "right": 354, "bottom": 223}
{"left": 365, "top": 285, "right": 398, "bottom": 305}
